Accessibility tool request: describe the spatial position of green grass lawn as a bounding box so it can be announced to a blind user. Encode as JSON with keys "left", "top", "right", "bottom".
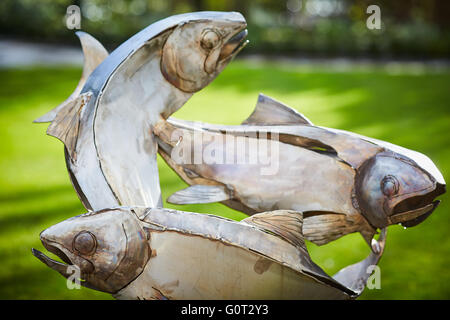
{"left": 0, "top": 60, "right": 449, "bottom": 299}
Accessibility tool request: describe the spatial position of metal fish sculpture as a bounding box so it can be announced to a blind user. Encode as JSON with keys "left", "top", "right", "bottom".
{"left": 153, "top": 94, "right": 446, "bottom": 246}
{"left": 34, "top": 12, "right": 248, "bottom": 211}
{"left": 32, "top": 207, "right": 386, "bottom": 299}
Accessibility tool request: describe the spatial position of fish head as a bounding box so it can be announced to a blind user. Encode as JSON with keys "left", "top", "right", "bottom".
{"left": 161, "top": 11, "right": 248, "bottom": 93}
{"left": 355, "top": 151, "right": 446, "bottom": 229}
{"left": 32, "top": 208, "right": 150, "bottom": 294}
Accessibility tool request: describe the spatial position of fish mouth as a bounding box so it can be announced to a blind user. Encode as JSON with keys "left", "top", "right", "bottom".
{"left": 32, "top": 239, "right": 95, "bottom": 280}
{"left": 32, "top": 244, "right": 101, "bottom": 291}
{"left": 31, "top": 243, "right": 74, "bottom": 279}
{"left": 390, "top": 183, "right": 445, "bottom": 227}
{"left": 219, "top": 28, "right": 249, "bottom": 61}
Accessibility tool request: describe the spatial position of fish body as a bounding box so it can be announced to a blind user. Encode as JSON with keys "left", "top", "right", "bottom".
{"left": 32, "top": 207, "right": 385, "bottom": 299}
{"left": 35, "top": 12, "right": 248, "bottom": 211}
{"left": 154, "top": 94, "right": 445, "bottom": 245}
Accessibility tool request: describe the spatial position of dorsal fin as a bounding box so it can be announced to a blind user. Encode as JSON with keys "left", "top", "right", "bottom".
{"left": 34, "top": 32, "right": 108, "bottom": 123}
{"left": 47, "top": 92, "right": 92, "bottom": 162}
{"left": 242, "top": 94, "right": 313, "bottom": 126}
{"left": 242, "top": 210, "right": 306, "bottom": 251}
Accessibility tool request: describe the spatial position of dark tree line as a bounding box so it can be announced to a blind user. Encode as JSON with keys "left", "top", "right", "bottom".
{"left": 1, "top": 0, "right": 448, "bottom": 58}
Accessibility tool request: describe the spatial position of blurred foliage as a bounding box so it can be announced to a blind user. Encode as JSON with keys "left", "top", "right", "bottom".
{"left": 1, "top": 0, "right": 449, "bottom": 58}
{"left": 0, "top": 61, "right": 449, "bottom": 299}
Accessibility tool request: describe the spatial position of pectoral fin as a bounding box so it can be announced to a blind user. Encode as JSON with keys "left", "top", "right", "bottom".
{"left": 242, "top": 93, "right": 313, "bottom": 126}
{"left": 242, "top": 210, "right": 306, "bottom": 252}
{"left": 302, "top": 212, "right": 377, "bottom": 249}
{"left": 47, "top": 92, "right": 92, "bottom": 162}
{"left": 34, "top": 32, "right": 108, "bottom": 123}
{"left": 302, "top": 213, "right": 365, "bottom": 246}
{"left": 167, "top": 185, "right": 231, "bottom": 205}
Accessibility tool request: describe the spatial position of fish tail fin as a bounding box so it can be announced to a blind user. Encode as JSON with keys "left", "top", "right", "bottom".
{"left": 333, "top": 228, "right": 386, "bottom": 297}
{"left": 360, "top": 229, "right": 377, "bottom": 247}
{"left": 33, "top": 31, "right": 108, "bottom": 124}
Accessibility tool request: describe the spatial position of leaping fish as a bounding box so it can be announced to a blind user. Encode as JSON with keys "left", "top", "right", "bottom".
{"left": 34, "top": 11, "right": 248, "bottom": 211}
{"left": 153, "top": 94, "right": 446, "bottom": 247}
{"left": 32, "top": 207, "right": 386, "bottom": 299}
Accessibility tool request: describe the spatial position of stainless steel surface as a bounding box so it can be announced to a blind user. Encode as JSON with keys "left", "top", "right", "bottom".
{"left": 155, "top": 93, "right": 445, "bottom": 245}
{"left": 33, "top": 207, "right": 385, "bottom": 299}
{"left": 29, "top": 12, "right": 431, "bottom": 299}
{"left": 34, "top": 12, "right": 248, "bottom": 211}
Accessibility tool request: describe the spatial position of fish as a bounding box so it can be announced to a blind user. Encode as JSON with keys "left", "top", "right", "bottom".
{"left": 34, "top": 11, "right": 248, "bottom": 211}
{"left": 31, "top": 206, "right": 386, "bottom": 299}
{"left": 153, "top": 93, "right": 446, "bottom": 247}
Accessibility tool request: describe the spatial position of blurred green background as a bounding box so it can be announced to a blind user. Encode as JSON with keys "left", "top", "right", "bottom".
{"left": 2, "top": 0, "right": 449, "bottom": 58}
{"left": 0, "top": 0, "right": 449, "bottom": 299}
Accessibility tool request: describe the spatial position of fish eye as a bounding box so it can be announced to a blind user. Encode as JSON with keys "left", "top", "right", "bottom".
{"left": 381, "top": 175, "right": 399, "bottom": 197}
{"left": 201, "top": 29, "right": 220, "bottom": 50}
{"left": 73, "top": 231, "right": 97, "bottom": 255}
